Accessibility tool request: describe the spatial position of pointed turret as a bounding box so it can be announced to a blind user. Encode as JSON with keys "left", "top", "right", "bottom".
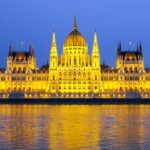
{"left": 92, "top": 31, "right": 99, "bottom": 55}
{"left": 92, "top": 31, "right": 100, "bottom": 69}
{"left": 91, "top": 31, "right": 101, "bottom": 94}
{"left": 50, "top": 32, "right": 58, "bottom": 57}
{"left": 29, "top": 44, "right": 32, "bottom": 51}
{"left": 47, "top": 59, "right": 49, "bottom": 66}
{"left": 136, "top": 43, "right": 139, "bottom": 52}
{"left": 117, "top": 42, "right": 122, "bottom": 55}
{"left": 8, "top": 43, "right": 12, "bottom": 56}
{"left": 116, "top": 42, "right": 122, "bottom": 69}
{"left": 49, "top": 32, "right": 58, "bottom": 70}
{"left": 52, "top": 32, "right": 56, "bottom": 46}
{"left": 28, "top": 45, "right": 35, "bottom": 57}
{"left": 29, "top": 44, "right": 32, "bottom": 55}
{"left": 31, "top": 48, "right": 35, "bottom": 57}
{"left": 139, "top": 42, "right": 143, "bottom": 55}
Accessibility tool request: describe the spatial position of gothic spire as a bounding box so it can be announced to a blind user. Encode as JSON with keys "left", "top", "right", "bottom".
{"left": 32, "top": 48, "right": 35, "bottom": 57}
{"left": 50, "top": 32, "right": 58, "bottom": 57}
{"left": 117, "top": 41, "right": 122, "bottom": 55}
{"left": 92, "top": 31, "right": 100, "bottom": 69}
{"left": 52, "top": 32, "right": 56, "bottom": 47}
{"left": 73, "top": 16, "right": 77, "bottom": 31}
{"left": 49, "top": 32, "right": 58, "bottom": 70}
{"left": 9, "top": 43, "right": 12, "bottom": 56}
{"left": 29, "top": 44, "right": 32, "bottom": 51}
{"left": 136, "top": 43, "right": 139, "bottom": 52}
{"left": 139, "top": 42, "right": 143, "bottom": 55}
{"left": 92, "top": 31, "right": 99, "bottom": 54}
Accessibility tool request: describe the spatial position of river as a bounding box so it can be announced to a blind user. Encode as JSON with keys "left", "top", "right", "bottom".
{"left": 0, "top": 105, "right": 150, "bottom": 150}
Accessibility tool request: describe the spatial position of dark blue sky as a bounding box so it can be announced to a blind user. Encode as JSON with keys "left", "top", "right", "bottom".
{"left": 0, "top": 0, "right": 150, "bottom": 68}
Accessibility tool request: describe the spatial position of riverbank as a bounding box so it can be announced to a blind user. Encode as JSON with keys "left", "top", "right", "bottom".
{"left": 0, "top": 98, "right": 150, "bottom": 104}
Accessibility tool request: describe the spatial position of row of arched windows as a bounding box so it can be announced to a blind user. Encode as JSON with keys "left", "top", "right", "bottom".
{"left": 58, "top": 72, "right": 92, "bottom": 80}
{"left": 124, "top": 67, "right": 139, "bottom": 73}
{"left": 11, "top": 67, "right": 27, "bottom": 73}
{"left": 60, "top": 56, "right": 90, "bottom": 66}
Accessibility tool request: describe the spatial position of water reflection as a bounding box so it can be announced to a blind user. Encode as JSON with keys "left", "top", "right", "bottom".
{"left": 0, "top": 105, "right": 150, "bottom": 149}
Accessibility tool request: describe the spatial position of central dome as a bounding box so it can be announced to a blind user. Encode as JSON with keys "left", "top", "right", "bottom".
{"left": 64, "top": 18, "right": 86, "bottom": 47}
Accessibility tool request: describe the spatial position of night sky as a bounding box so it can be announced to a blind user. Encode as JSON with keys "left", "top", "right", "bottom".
{"left": 0, "top": 0, "right": 150, "bottom": 68}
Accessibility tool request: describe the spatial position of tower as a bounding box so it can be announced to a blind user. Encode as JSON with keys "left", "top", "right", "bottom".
{"left": 7, "top": 44, "right": 13, "bottom": 71}
{"left": 92, "top": 31, "right": 100, "bottom": 69}
{"left": 116, "top": 42, "right": 122, "bottom": 69}
{"left": 28, "top": 45, "right": 36, "bottom": 70}
{"left": 49, "top": 32, "right": 58, "bottom": 70}
{"left": 117, "top": 42, "right": 122, "bottom": 55}
{"left": 139, "top": 42, "right": 143, "bottom": 56}
{"left": 91, "top": 32, "right": 101, "bottom": 94}
{"left": 49, "top": 32, "right": 58, "bottom": 94}
{"left": 138, "top": 42, "right": 144, "bottom": 71}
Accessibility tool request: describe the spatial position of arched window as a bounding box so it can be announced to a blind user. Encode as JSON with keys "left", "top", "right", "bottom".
{"left": 129, "top": 67, "right": 132, "bottom": 72}
{"left": 74, "top": 56, "right": 76, "bottom": 66}
{"left": 79, "top": 56, "right": 81, "bottom": 65}
{"left": 23, "top": 67, "right": 26, "bottom": 73}
{"left": 52, "top": 75, "right": 55, "bottom": 80}
{"left": 69, "top": 72, "right": 71, "bottom": 79}
{"left": 28, "top": 87, "right": 31, "bottom": 91}
{"left": 124, "top": 67, "right": 128, "bottom": 73}
{"left": 69, "top": 57, "right": 71, "bottom": 66}
{"left": 83, "top": 72, "right": 86, "bottom": 78}
{"left": 7, "top": 87, "right": 10, "bottom": 91}
{"left": 95, "top": 75, "right": 98, "bottom": 80}
{"left": 23, "top": 87, "right": 25, "bottom": 91}
{"left": 88, "top": 72, "right": 91, "bottom": 80}
{"left": 18, "top": 67, "right": 21, "bottom": 73}
{"left": 64, "top": 72, "right": 67, "bottom": 79}
{"left": 73, "top": 72, "right": 76, "bottom": 80}
{"left": 134, "top": 67, "right": 138, "bottom": 72}
{"left": 78, "top": 72, "right": 81, "bottom": 79}
{"left": 13, "top": 67, "right": 17, "bottom": 73}
{"left": 120, "top": 87, "right": 123, "bottom": 91}
{"left": 59, "top": 72, "right": 62, "bottom": 80}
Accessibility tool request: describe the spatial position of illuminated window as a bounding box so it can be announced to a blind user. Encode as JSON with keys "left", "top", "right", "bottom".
{"left": 52, "top": 75, "right": 55, "bottom": 80}
{"left": 95, "top": 75, "right": 98, "bottom": 80}
{"left": 74, "top": 56, "right": 76, "bottom": 65}
{"left": 1, "top": 77, "right": 5, "bottom": 81}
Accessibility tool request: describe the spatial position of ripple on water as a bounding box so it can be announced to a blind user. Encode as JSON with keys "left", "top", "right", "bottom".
{"left": 0, "top": 105, "right": 150, "bottom": 150}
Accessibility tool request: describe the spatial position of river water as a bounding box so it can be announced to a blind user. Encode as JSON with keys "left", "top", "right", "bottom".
{"left": 0, "top": 105, "right": 150, "bottom": 150}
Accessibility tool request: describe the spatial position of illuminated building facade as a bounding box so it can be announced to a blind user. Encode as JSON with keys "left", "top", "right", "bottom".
{"left": 0, "top": 18, "right": 150, "bottom": 98}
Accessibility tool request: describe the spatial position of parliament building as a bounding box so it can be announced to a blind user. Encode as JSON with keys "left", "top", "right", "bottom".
{"left": 0, "top": 18, "right": 150, "bottom": 98}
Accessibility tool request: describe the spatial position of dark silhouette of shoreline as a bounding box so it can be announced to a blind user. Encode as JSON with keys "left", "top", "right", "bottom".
{"left": 0, "top": 98, "right": 150, "bottom": 105}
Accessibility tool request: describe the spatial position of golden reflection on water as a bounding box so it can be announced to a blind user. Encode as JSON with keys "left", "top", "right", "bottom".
{"left": 0, "top": 105, "right": 150, "bottom": 150}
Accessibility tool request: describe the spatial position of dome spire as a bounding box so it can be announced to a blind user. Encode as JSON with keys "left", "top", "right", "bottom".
{"left": 73, "top": 16, "right": 77, "bottom": 31}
